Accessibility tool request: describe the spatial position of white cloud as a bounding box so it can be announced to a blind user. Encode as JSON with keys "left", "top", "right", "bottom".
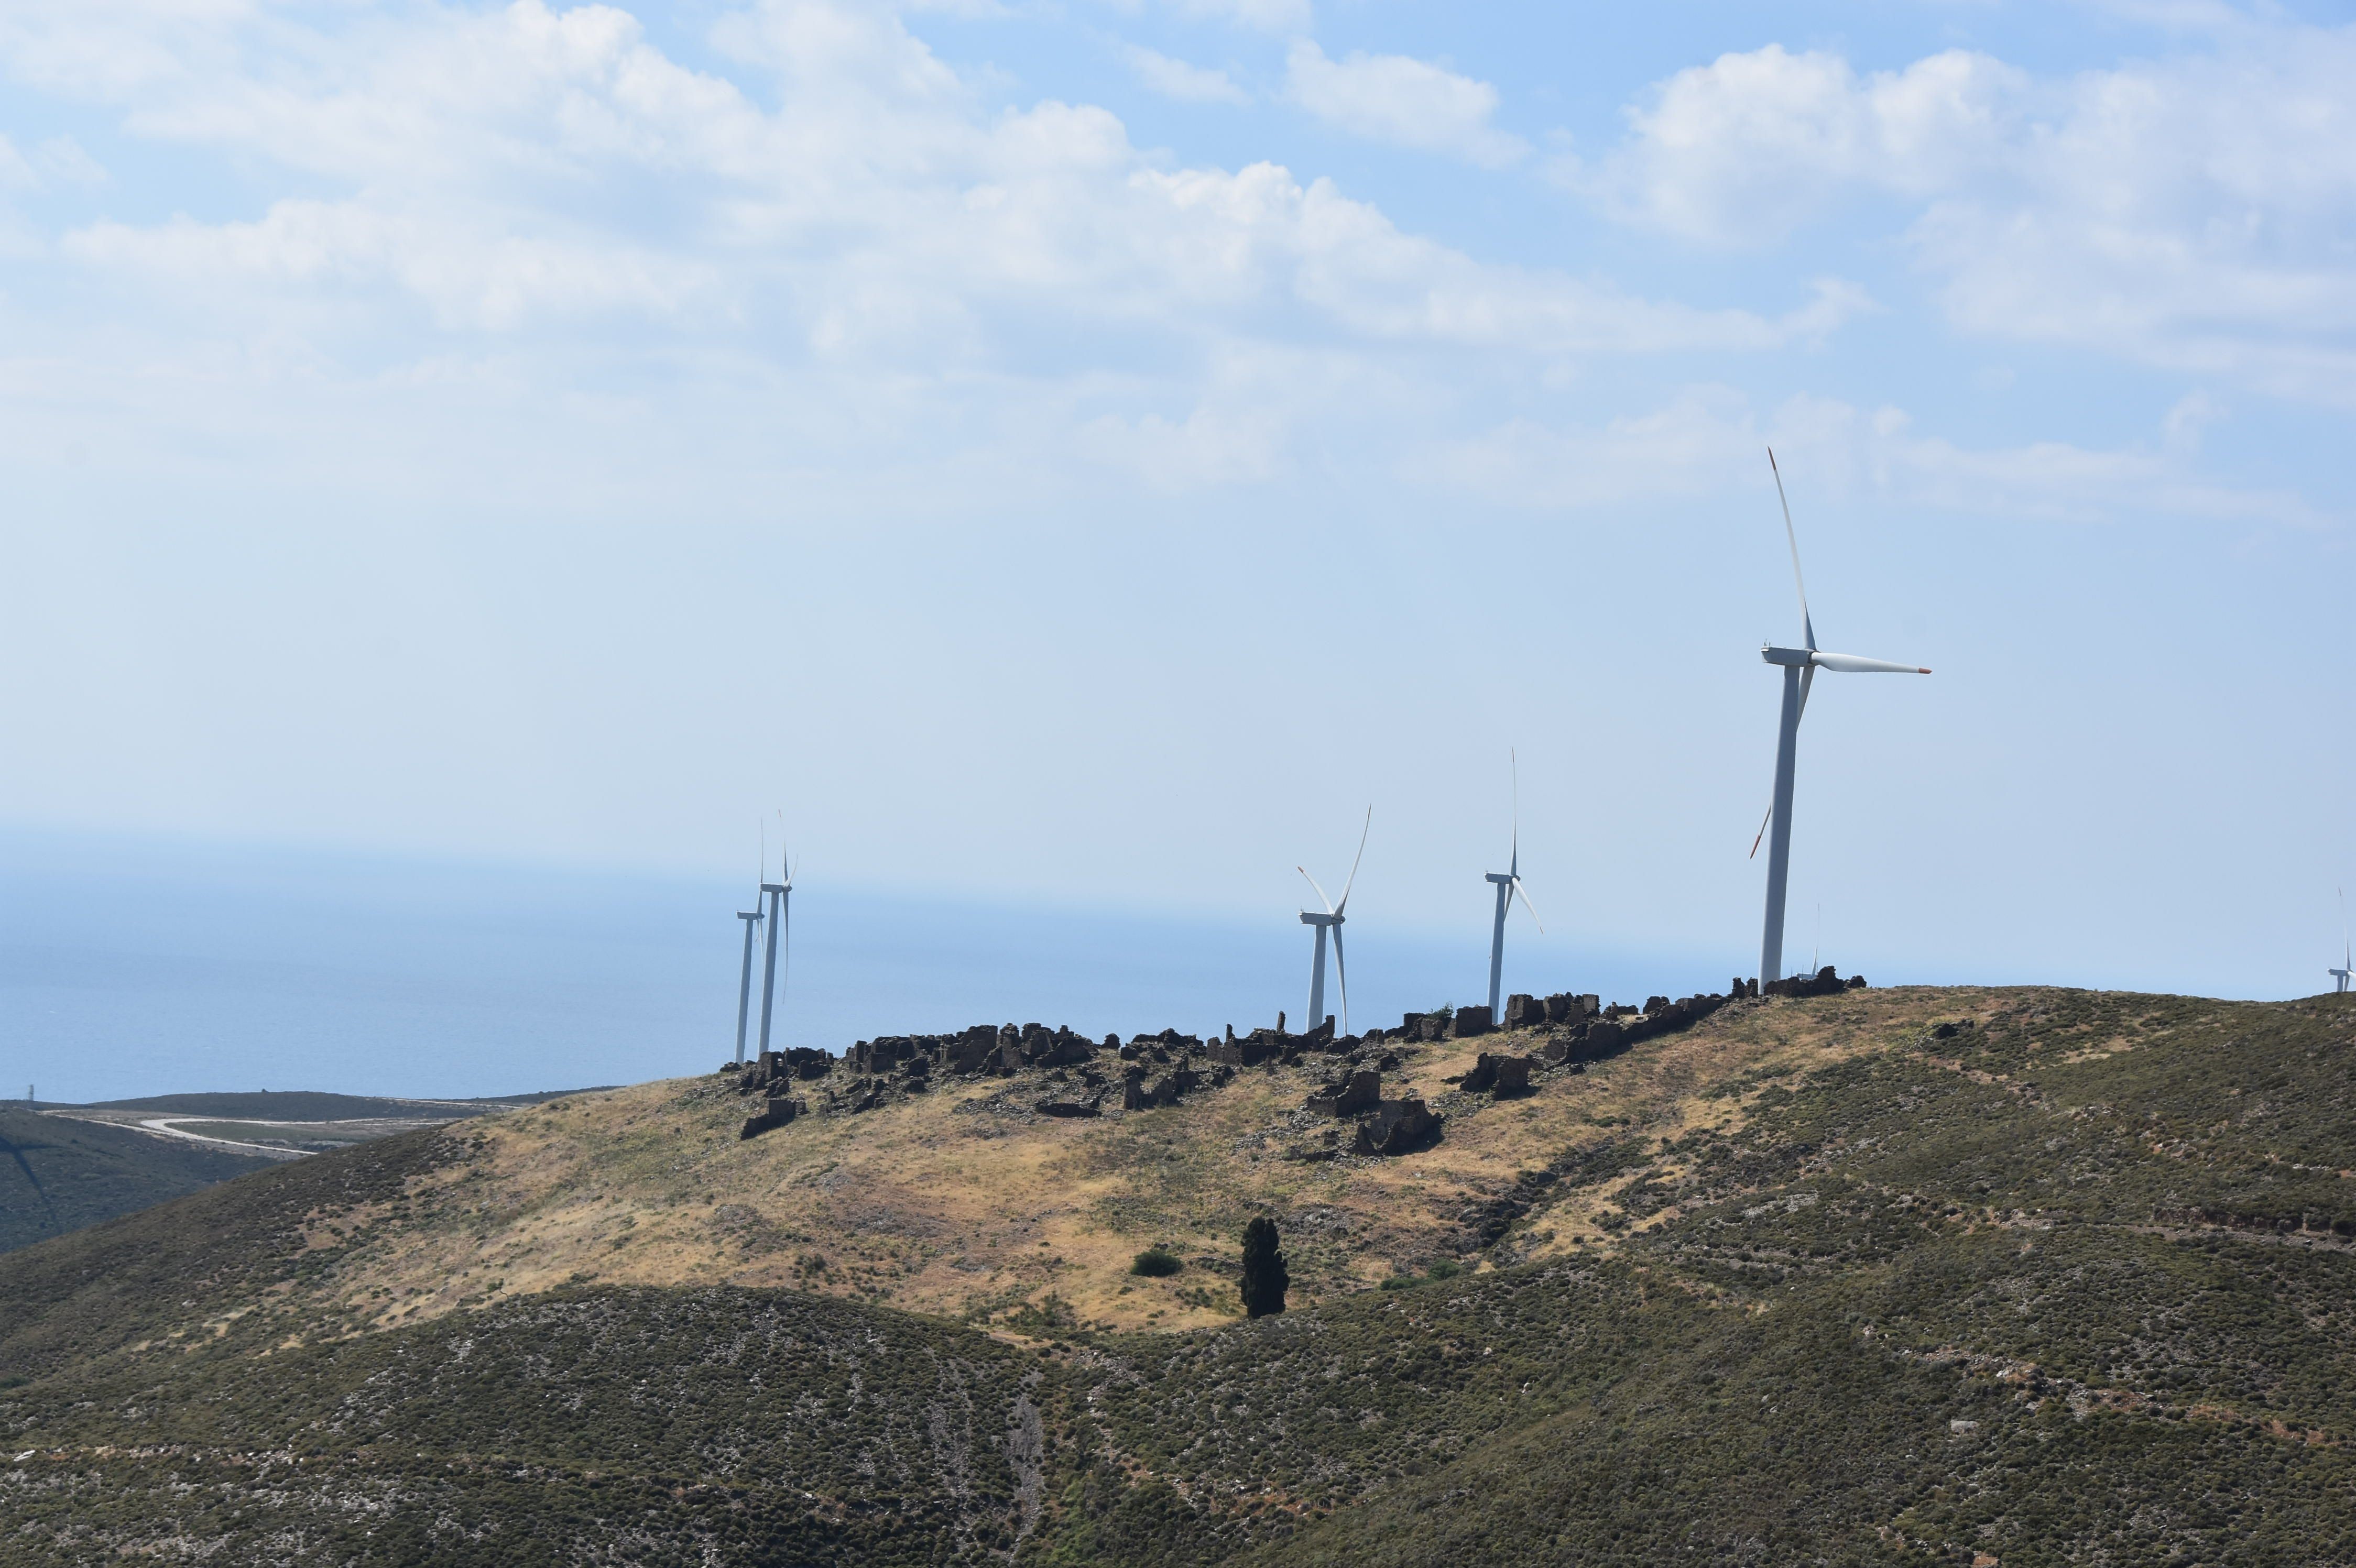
{"left": 1583, "top": 45, "right": 2023, "bottom": 243}
{"left": 28, "top": 0, "right": 1817, "bottom": 370}
{"left": 1123, "top": 44, "right": 1248, "bottom": 105}
{"left": 1283, "top": 39, "right": 1526, "bottom": 167}
{"left": 1583, "top": 27, "right": 2356, "bottom": 405}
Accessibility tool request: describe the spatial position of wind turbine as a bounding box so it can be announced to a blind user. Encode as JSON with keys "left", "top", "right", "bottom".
{"left": 1484, "top": 753, "right": 1543, "bottom": 1021}
{"left": 732, "top": 829, "right": 768, "bottom": 1065}
{"left": 1299, "top": 807, "right": 1370, "bottom": 1036}
{"left": 1750, "top": 449, "right": 1930, "bottom": 985}
{"left": 2332, "top": 889, "right": 2351, "bottom": 995}
{"left": 755, "top": 814, "right": 794, "bottom": 1057}
{"left": 732, "top": 860, "right": 765, "bottom": 1067}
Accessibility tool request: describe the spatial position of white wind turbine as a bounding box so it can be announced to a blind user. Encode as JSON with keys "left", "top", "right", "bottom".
{"left": 2331, "top": 889, "right": 2351, "bottom": 995}
{"left": 1750, "top": 449, "right": 1931, "bottom": 985}
{"left": 1484, "top": 753, "right": 1543, "bottom": 1022}
{"left": 1299, "top": 807, "right": 1370, "bottom": 1037}
{"left": 732, "top": 829, "right": 766, "bottom": 1066}
{"left": 755, "top": 812, "right": 794, "bottom": 1057}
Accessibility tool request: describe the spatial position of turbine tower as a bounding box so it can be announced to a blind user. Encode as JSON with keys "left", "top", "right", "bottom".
{"left": 1299, "top": 807, "right": 1370, "bottom": 1036}
{"left": 732, "top": 905, "right": 763, "bottom": 1066}
{"left": 755, "top": 819, "right": 793, "bottom": 1057}
{"left": 1484, "top": 753, "right": 1543, "bottom": 1021}
{"left": 1751, "top": 449, "right": 1930, "bottom": 984}
{"left": 2332, "top": 889, "right": 2351, "bottom": 995}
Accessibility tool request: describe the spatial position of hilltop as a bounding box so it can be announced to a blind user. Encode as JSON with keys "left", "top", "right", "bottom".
{"left": 3, "top": 984, "right": 2352, "bottom": 1565}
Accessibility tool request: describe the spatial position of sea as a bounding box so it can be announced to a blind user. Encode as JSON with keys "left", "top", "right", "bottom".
{"left": 2, "top": 828, "right": 1730, "bottom": 1105}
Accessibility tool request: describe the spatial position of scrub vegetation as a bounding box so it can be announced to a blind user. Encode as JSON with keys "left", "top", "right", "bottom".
{"left": 2, "top": 986, "right": 2352, "bottom": 1564}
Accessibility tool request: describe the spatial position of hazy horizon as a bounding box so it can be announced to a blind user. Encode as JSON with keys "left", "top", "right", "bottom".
{"left": 2, "top": 0, "right": 2350, "bottom": 1077}
{"left": 4, "top": 821, "right": 2327, "bottom": 1108}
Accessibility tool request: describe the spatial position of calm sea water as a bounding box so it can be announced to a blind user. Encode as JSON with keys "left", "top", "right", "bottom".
{"left": 2, "top": 829, "right": 1728, "bottom": 1104}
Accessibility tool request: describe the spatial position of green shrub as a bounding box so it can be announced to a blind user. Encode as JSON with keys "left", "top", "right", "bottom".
{"left": 1130, "top": 1247, "right": 1183, "bottom": 1278}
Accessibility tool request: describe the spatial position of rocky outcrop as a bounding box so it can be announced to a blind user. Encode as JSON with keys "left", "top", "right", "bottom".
{"left": 1451, "top": 1005, "right": 1493, "bottom": 1039}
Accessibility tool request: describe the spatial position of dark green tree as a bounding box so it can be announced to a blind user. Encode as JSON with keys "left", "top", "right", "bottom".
{"left": 1239, "top": 1217, "right": 1288, "bottom": 1318}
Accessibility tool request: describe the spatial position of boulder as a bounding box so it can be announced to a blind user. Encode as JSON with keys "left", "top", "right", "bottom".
{"left": 1035, "top": 1094, "right": 1102, "bottom": 1119}
{"left": 1503, "top": 993, "right": 1541, "bottom": 1030}
{"left": 1452, "top": 1005, "right": 1493, "bottom": 1039}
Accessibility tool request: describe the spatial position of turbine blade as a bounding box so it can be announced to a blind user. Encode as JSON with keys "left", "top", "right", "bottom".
{"left": 1798, "top": 661, "right": 1815, "bottom": 723}
{"left": 1331, "top": 924, "right": 1348, "bottom": 1035}
{"left": 1769, "top": 447, "right": 1815, "bottom": 653}
{"left": 1510, "top": 750, "right": 1520, "bottom": 878}
{"left": 1336, "top": 805, "right": 1371, "bottom": 913}
{"left": 1298, "top": 866, "right": 1336, "bottom": 915}
{"left": 1749, "top": 799, "right": 1773, "bottom": 859}
{"left": 1512, "top": 875, "right": 1544, "bottom": 935}
{"left": 1810, "top": 651, "right": 1932, "bottom": 675}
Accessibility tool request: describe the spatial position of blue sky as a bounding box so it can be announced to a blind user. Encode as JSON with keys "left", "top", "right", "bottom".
{"left": 1, "top": 0, "right": 2351, "bottom": 1008}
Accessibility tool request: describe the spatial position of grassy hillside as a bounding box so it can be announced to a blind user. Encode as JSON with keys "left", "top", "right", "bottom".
{"left": 0, "top": 1108, "right": 276, "bottom": 1253}
{"left": 2, "top": 986, "right": 2352, "bottom": 1565}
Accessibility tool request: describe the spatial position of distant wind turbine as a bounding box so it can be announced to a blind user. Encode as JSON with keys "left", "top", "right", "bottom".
{"left": 1751, "top": 449, "right": 1931, "bottom": 984}
{"left": 1484, "top": 753, "right": 1543, "bottom": 1021}
{"left": 732, "top": 835, "right": 765, "bottom": 1067}
{"left": 1299, "top": 807, "right": 1370, "bottom": 1036}
{"left": 2332, "top": 889, "right": 2351, "bottom": 995}
{"left": 755, "top": 813, "right": 794, "bottom": 1057}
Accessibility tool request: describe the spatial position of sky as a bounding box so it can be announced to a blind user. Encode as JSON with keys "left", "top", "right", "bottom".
{"left": 2, "top": 0, "right": 2353, "bottom": 1036}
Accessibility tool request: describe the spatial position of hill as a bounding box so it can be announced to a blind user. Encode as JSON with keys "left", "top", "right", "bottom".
{"left": 2, "top": 985, "right": 2352, "bottom": 1565}
{"left": 79, "top": 1088, "right": 601, "bottom": 1119}
{"left": 0, "top": 1107, "right": 276, "bottom": 1253}
{"left": 2, "top": 1090, "right": 602, "bottom": 1253}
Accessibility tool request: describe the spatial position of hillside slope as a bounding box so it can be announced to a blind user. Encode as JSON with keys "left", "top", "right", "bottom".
{"left": 3, "top": 986, "right": 2352, "bottom": 1565}
{"left": 0, "top": 1107, "right": 276, "bottom": 1253}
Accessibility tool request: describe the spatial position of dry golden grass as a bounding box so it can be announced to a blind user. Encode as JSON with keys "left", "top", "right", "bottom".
{"left": 312, "top": 987, "right": 2015, "bottom": 1340}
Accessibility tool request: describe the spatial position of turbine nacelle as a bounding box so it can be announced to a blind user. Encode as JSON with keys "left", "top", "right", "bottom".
{"left": 1761, "top": 644, "right": 1930, "bottom": 675}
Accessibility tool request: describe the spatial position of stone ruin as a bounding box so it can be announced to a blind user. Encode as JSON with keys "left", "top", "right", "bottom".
{"left": 1457, "top": 1052, "right": 1534, "bottom": 1094}
{"left": 1354, "top": 1098, "right": 1438, "bottom": 1155}
{"left": 1763, "top": 965, "right": 1867, "bottom": 1000}
{"left": 723, "top": 969, "right": 1866, "bottom": 1141}
{"left": 737, "top": 1094, "right": 804, "bottom": 1140}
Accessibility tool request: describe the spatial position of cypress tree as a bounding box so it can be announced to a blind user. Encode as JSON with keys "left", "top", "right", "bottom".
{"left": 1239, "top": 1217, "right": 1288, "bottom": 1318}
